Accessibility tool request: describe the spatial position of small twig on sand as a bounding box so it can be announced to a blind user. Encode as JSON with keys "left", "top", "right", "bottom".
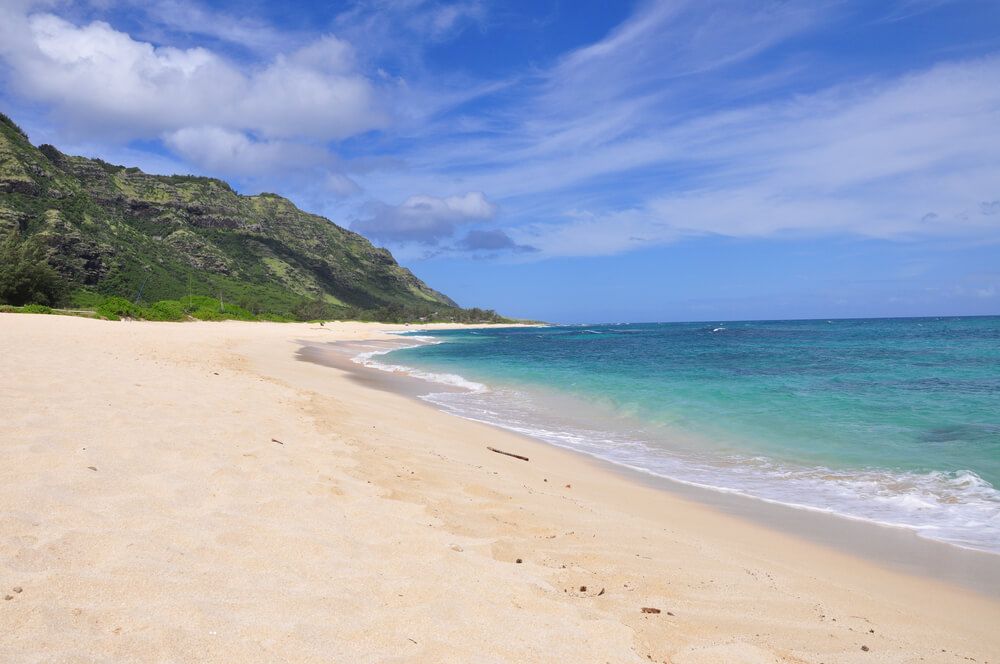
{"left": 487, "top": 446, "right": 529, "bottom": 461}
{"left": 271, "top": 438, "right": 284, "bottom": 445}
{"left": 641, "top": 607, "right": 661, "bottom": 614}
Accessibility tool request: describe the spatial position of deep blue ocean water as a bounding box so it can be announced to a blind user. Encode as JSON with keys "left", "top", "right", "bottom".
{"left": 361, "top": 317, "right": 1000, "bottom": 552}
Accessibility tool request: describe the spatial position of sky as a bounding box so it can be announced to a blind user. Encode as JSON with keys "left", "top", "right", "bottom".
{"left": 1, "top": 0, "right": 999, "bottom": 323}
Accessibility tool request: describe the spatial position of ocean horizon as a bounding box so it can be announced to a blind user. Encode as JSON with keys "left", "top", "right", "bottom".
{"left": 356, "top": 316, "right": 1000, "bottom": 554}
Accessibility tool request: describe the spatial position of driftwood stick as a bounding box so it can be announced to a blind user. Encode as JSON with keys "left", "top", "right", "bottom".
{"left": 487, "top": 446, "right": 529, "bottom": 462}
{"left": 271, "top": 438, "right": 284, "bottom": 445}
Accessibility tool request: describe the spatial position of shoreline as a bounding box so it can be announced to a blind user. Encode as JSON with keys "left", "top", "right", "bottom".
{"left": 298, "top": 336, "right": 1000, "bottom": 599}
{"left": 4, "top": 315, "right": 999, "bottom": 662}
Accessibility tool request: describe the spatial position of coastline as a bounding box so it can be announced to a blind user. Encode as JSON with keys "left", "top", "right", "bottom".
{"left": 3, "top": 314, "right": 998, "bottom": 662}
{"left": 299, "top": 336, "right": 1000, "bottom": 598}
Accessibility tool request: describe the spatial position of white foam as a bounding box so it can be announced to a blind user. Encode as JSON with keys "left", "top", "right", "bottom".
{"left": 352, "top": 340, "right": 488, "bottom": 393}
{"left": 352, "top": 338, "right": 1000, "bottom": 554}
{"left": 419, "top": 386, "right": 1000, "bottom": 554}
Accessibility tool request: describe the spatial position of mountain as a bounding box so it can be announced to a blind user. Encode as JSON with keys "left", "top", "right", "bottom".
{"left": 0, "top": 111, "right": 498, "bottom": 322}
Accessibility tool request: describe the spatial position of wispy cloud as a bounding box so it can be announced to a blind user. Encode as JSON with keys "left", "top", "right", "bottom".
{"left": 117, "top": 0, "right": 298, "bottom": 55}
{"left": 875, "top": 0, "right": 963, "bottom": 23}
{"left": 345, "top": 2, "right": 1000, "bottom": 257}
{"left": 1, "top": 0, "right": 997, "bottom": 264}
{"left": 506, "top": 55, "right": 1000, "bottom": 256}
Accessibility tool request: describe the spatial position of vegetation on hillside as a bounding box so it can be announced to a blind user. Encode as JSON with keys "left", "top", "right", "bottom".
{"left": 0, "top": 233, "right": 67, "bottom": 306}
{"left": 0, "top": 110, "right": 513, "bottom": 324}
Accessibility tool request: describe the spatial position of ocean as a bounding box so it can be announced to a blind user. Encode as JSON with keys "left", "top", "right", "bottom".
{"left": 356, "top": 317, "right": 1000, "bottom": 553}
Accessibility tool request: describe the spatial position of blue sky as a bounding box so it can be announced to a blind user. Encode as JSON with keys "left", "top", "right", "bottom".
{"left": 1, "top": 0, "right": 999, "bottom": 322}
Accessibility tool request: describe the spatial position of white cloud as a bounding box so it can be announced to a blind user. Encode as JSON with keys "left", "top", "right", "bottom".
{"left": 432, "top": 191, "right": 496, "bottom": 218}
{"left": 421, "top": 1, "right": 487, "bottom": 40}
{"left": 541, "top": 0, "right": 828, "bottom": 115}
{"left": 335, "top": 0, "right": 488, "bottom": 48}
{"left": 352, "top": 191, "right": 496, "bottom": 244}
{"left": 325, "top": 173, "right": 363, "bottom": 197}
{"left": 133, "top": 0, "right": 295, "bottom": 53}
{"left": 163, "top": 127, "right": 331, "bottom": 176}
{"left": 0, "top": 12, "right": 387, "bottom": 142}
{"left": 877, "top": 0, "right": 961, "bottom": 22}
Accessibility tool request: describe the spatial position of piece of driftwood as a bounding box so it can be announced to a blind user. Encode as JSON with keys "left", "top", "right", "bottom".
{"left": 641, "top": 607, "right": 661, "bottom": 614}
{"left": 487, "top": 446, "right": 529, "bottom": 461}
{"left": 271, "top": 438, "right": 284, "bottom": 445}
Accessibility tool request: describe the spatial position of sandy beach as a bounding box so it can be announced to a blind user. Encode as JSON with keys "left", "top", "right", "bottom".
{"left": 2, "top": 314, "right": 998, "bottom": 663}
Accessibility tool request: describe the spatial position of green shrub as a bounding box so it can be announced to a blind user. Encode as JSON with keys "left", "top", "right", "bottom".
{"left": 191, "top": 306, "right": 227, "bottom": 321}
{"left": 70, "top": 289, "right": 105, "bottom": 309}
{"left": 0, "top": 112, "right": 28, "bottom": 138}
{"left": 292, "top": 298, "right": 337, "bottom": 321}
{"left": 180, "top": 295, "right": 255, "bottom": 321}
{"left": 20, "top": 303, "right": 53, "bottom": 314}
{"left": 179, "top": 295, "right": 217, "bottom": 312}
{"left": 256, "top": 312, "right": 293, "bottom": 322}
{"left": 220, "top": 303, "right": 256, "bottom": 321}
{"left": 38, "top": 144, "right": 63, "bottom": 164}
{"left": 0, "top": 304, "right": 15, "bottom": 313}
{"left": 143, "top": 300, "right": 186, "bottom": 321}
{"left": 96, "top": 296, "right": 140, "bottom": 320}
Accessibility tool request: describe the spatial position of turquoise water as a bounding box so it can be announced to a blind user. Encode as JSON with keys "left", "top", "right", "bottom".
{"left": 362, "top": 318, "right": 1000, "bottom": 552}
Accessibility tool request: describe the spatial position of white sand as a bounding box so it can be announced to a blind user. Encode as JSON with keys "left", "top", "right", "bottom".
{"left": 1, "top": 314, "right": 998, "bottom": 663}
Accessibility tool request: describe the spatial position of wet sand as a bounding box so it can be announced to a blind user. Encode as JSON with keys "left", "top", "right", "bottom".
{"left": 299, "top": 337, "right": 1000, "bottom": 599}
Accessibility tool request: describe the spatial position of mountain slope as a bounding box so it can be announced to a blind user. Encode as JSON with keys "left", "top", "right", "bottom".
{"left": 0, "top": 111, "right": 477, "bottom": 320}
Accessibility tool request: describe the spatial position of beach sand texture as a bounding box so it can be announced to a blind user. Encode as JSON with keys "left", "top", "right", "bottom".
{"left": 1, "top": 314, "right": 998, "bottom": 663}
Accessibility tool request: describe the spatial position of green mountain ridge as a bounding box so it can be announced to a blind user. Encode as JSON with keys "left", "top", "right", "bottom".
{"left": 0, "top": 111, "right": 503, "bottom": 322}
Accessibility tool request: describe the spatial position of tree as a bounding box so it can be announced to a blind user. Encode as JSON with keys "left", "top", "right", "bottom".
{"left": 0, "top": 234, "right": 68, "bottom": 306}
